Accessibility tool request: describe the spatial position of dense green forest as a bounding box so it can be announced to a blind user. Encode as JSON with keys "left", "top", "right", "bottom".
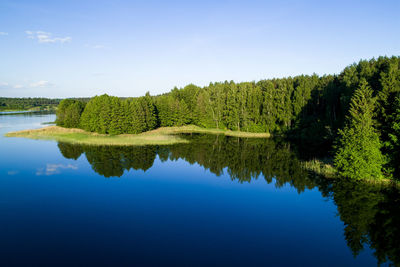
{"left": 56, "top": 56, "right": 400, "bottom": 181}
{"left": 0, "top": 97, "right": 61, "bottom": 111}
{"left": 0, "top": 97, "right": 92, "bottom": 112}
{"left": 57, "top": 137, "right": 400, "bottom": 266}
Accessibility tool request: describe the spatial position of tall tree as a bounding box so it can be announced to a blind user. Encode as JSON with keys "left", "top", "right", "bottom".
{"left": 386, "top": 95, "right": 400, "bottom": 177}
{"left": 56, "top": 99, "right": 85, "bottom": 128}
{"left": 334, "top": 79, "right": 384, "bottom": 180}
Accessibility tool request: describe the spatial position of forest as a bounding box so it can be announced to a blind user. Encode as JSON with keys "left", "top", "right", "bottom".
{"left": 0, "top": 97, "right": 92, "bottom": 111}
{"left": 55, "top": 56, "right": 400, "bottom": 181}
{"left": 0, "top": 97, "right": 61, "bottom": 111}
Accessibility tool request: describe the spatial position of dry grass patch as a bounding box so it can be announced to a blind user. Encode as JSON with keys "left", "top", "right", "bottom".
{"left": 143, "top": 125, "right": 271, "bottom": 138}
{"left": 5, "top": 125, "right": 270, "bottom": 146}
{"left": 5, "top": 126, "right": 188, "bottom": 146}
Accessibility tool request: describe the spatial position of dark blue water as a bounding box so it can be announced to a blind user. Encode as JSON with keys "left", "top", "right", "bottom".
{"left": 0, "top": 114, "right": 399, "bottom": 266}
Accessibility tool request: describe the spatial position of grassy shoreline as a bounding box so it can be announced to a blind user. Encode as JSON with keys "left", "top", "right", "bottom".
{"left": 4, "top": 125, "right": 270, "bottom": 146}
{"left": 302, "top": 158, "right": 400, "bottom": 188}
{"left": 5, "top": 125, "right": 400, "bottom": 187}
{"left": 146, "top": 125, "right": 271, "bottom": 138}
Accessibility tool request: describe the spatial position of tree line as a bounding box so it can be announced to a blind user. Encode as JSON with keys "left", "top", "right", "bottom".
{"left": 0, "top": 97, "right": 61, "bottom": 111}
{"left": 56, "top": 56, "right": 400, "bottom": 181}
{"left": 0, "top": 97, "right": 92, "bottom": 111}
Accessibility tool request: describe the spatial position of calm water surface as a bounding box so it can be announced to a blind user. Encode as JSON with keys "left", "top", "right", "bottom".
{"left": 0, "top": 114, "right": 399, "bottom": 266}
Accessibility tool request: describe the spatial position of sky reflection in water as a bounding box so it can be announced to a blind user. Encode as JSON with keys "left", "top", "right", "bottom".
{"left": 0, "top": 114, "right": 399, "bottom": 266}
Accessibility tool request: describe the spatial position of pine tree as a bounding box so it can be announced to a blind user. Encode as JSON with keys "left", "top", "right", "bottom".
{"left": 109, "top": 97, "right": 124, "bottom": 135}
{"left": 224, "top": 85, "right": 240, "bottom": 130}
{"left": 56, "top": 99, "right": 85, "bottom": 128}
{"left": 376, "top": 61, "right": 400, "bottom": 151}
{"left": 141, "top": 93, "right": 158, "bottom": 131}
{"left": 80, "top": 94, "right": 112, "bottom": 133}
{"left": 126, "top": 99, "right": 146, "bottom": 133}
{"left": 260, "top": 80, "right": 276, "bottom": 133}
{"left": 176, "top": 99, "right": 190, "bottom": 126}
{"left": 334, "top": 79, "right": 384, "bottom": 180}
{"left": 387, "top": 95, "right": 400, "bottom": 177}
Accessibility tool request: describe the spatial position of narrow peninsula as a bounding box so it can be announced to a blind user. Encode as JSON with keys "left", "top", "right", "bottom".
{"left": 5, "top": 125, "right": 270, "bottom": 146}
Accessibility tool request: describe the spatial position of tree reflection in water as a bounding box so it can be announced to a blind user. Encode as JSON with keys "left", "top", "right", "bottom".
{"left": 57, "top": 134, "right": 400, "bottom": 266}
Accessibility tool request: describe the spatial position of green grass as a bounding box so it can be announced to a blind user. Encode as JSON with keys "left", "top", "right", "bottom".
{"left": 301, "top": 158, "right": 337, "bottom": 178}
{"left": 5, "top": 126, "right": 188, "bottom": 146}
{"left": 302, "top": 158, "right": 400, "bottom": 187}
{"left": 5, "top": 125, "right": 270, "bottom": 146}
{"left": 145, "top": 125, "right": 271, "bottom": 138}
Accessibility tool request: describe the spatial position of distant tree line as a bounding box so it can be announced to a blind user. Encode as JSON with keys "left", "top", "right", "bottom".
{"left": 0, "top": 97, "right": 61, "bottom": 111}
{"left": 56, "top": 56, "right": 400, "bottom": 181}
{"left": 0, "top": 97, "right": 92, "bottom": 111}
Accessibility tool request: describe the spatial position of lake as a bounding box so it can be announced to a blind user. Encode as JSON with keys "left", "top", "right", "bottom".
{"left": 0, "top": 113, "right": 399, "bottom": 266}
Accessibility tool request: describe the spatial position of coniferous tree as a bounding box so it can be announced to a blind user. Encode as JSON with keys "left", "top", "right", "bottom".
{"left": 109, "top": 97, "right": 124, "bottom": 135}
{"left": 80, "top": 94, "right": 113, "bottom": 133}
{"left": 56, "top": 99, "right": 85, "bottom": 128}
{"left": 142, "top": 92, "right": 158, "bottom": 130}
{"left": 387, "top": 95, "right": 400, "bottom": 177}
{"left": 56, "top": 56, "right": 400, "bottom": 180}
{"left": 334, "top": 79, "right": 384, "bottom": 180}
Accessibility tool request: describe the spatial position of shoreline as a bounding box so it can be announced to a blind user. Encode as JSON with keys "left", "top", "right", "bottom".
{"left": 6, "top": 125, "right": 400, "bottom": 187}
{"left": 4, "top": 125, "right": 270, "bottom": 146}
{"left": 302, "top": 158, "right": 400, "bottom": 188}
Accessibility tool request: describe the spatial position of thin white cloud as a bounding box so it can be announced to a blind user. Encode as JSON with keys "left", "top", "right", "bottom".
{"left": 7, "top": 171, "right": 19, "bottom": 175}
{"left": 36, "top": 164, "right": 78, "bottom": 176}
{"left": 0, "top": 81, "right": 53, "bottom": 90}
{"left": 0, "top": 82, "right": 23, "bottom": 90}
{"left": 30, "top": 80, "right": 52, "bottom": 88}
{"left": 26, "top": 30, "right": 71, "bottom": 44}
{"left": 0, "top": 32, "right": 8, "bottom": 36}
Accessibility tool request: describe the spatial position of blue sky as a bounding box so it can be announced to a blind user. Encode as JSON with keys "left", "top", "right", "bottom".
{"left": 0, "top": 0, "right": 399, "bottom": 98}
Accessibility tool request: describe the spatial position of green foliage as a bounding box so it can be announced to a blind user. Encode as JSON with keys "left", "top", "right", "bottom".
{"left": 386, "top": 95, "right": 400, "bottom": 177}
{"left": 57, "top": 142, "right": 84, "bottom": 159}
{"left": 56, "top": 56, "right": 400, "bottom": 180}
{"left": 80, "top": 94, "right": 113, "bottom": 134}
{"left": 334, "top": 80, "right": 384, "bottom": 180}
{"left": 157, "top": 95, "right": 190, "bottom": 127}
{"left": 141, "top": 92, "right": 158, "bottom": 130}
{"left": 56, "top": 99, "right": 86, "bottom": 128}
{"left": 79, "top": 94, "right": 160, "bottom": 135}
{"left": 0, "top": 97, "right": 62, "bottom": 111}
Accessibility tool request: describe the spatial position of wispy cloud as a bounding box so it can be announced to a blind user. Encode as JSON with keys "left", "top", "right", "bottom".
{"left": 7, "top": 171, "right": 19, "bottom": 175}
{"left": 0, "top": 81, "right": 53, "bottom": 90}
{"left": 26, "top": 30, "right": 71, "bottom": 44}
{"left": 30, "top": 80, "right": 52, "bottom": 88}
{"left": 0, "top": 32, "right": 8, "bottom": 36}
{"left": 36, "top": 164, "right": 78, "bottom": 176}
